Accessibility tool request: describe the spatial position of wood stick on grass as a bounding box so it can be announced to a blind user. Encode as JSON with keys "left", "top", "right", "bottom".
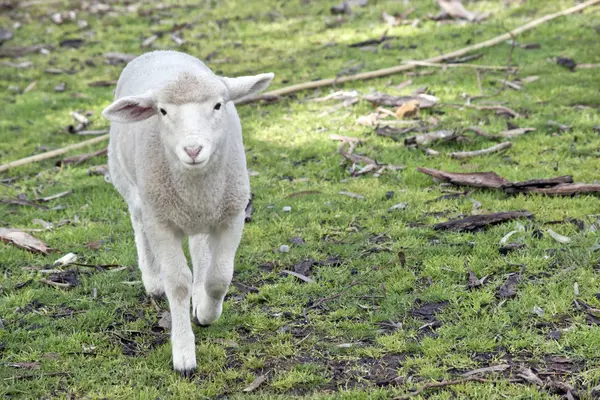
{"left": 2, "top": 0, "right": 599, "bottom": 172}
{"left": 404, "top": 60, "right": 516, "bottom": 71}
{"left": 450, "top": 142, "right": 512, "bottom": 159}
{"left": 0, "top": 134, "right": 109, "bottom": 173}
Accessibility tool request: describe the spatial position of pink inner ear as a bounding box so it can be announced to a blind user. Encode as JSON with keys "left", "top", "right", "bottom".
{"left": 120, "top": 103, "right": 153, "bottom": 119}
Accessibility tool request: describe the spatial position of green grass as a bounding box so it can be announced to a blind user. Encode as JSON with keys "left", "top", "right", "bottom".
{"left": 2, "top": 0, "right": 600, "bottom": 398}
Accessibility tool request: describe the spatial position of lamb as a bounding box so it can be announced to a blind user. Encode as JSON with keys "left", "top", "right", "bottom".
{"left": 101, "top": 50, "right": 273, "bottom": 376}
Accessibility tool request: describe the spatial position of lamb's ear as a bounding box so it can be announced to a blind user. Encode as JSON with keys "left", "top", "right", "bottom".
{"left": 221, "top": 73, "right": 274, "bottom": 102}
{"left": 102, "top": 91, "right": 156, "bottom": 123}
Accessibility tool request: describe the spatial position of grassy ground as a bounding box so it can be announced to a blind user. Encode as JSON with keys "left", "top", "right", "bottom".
{"left": 2, "top": 0, "right": 600, "bottom": 398}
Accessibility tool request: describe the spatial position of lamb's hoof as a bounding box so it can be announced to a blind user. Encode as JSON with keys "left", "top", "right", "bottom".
{"left": 193, "top": 316, "right": 210, "bottom": 327}
{"left": 177, "top": 367, "right": 196, "bottom": 379}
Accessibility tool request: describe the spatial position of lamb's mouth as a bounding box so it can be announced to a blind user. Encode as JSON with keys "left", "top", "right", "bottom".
{"left": 182, "top": 159, "right": 208, "bottom": 168}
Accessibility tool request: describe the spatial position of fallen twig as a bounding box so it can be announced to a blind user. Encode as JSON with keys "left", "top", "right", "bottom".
{"left": 57, "top": 148, "right": 108, "bottom": 166}
{"left": 405, "top": 130, "right": 456, "bottom": 146}
{"left": 449, "top": 142, "right": 512, "bottom": 159}
{"left": 0, "top": 134, "right": 109, "bottom": 173}
{"left": 405, "top": 60, "right": 515, "bottom": 71}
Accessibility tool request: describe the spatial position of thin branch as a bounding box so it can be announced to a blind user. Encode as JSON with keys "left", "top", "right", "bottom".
{"left": 404, "top": 60, "right": 516, "bottom": 71}
{"left": 450, "top": 142, "right": 512, "bottom": 159}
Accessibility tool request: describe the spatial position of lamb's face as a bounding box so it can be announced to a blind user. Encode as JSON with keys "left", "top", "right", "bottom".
{"left": 156, "top": 99, "right": 227, "bottom": 170}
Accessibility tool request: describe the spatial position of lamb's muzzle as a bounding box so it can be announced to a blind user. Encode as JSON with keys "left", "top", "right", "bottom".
{"left": 102, "top": 50, "right": 273, "bottom": 375}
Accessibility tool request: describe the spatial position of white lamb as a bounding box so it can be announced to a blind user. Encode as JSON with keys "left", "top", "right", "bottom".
{"left": 101, "top": 50, "right": 273, "bottom": 376}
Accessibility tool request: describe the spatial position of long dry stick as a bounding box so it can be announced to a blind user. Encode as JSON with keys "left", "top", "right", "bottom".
{"left": 0, "top": 134, "right": 109, "bottom": 173}
{"left": 450, "top": 142, "right": 512, "bottom": 159}
{"left": 404, "top": 60, "right": 515, "bottom": 70}
{"left": 1, "top": 0, "right": 598, "bottom": 173}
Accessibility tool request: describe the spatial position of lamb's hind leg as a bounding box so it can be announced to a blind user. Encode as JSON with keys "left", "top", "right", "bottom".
{"left": 130, "top": 207, "right": 164, "bottom": 298}
{"left": 191, "top": 212, "right": 244, "bottom": 326}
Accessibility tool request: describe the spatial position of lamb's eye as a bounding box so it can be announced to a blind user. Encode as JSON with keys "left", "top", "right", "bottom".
{"left": 214, "top": 102, "right": 222, "bottom": 111}
{"left": 160, "top": 108, "right": 167, "bottom": 116}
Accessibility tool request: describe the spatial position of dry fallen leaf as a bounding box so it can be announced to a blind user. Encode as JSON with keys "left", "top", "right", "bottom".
{"left": 243, "top": 372, "right": 269, "bottom": 392}
{"left": 0, "top": 228, "right": 53, "bottom": 255}
{"left": 395, "top": 100, "right": 420, "bottom": 119}
{"left": 7, "top": 362, "right": 41, "bottom": 370}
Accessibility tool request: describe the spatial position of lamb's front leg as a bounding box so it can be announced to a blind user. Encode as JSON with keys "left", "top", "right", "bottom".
{"left": 144, "top": 219, "right": 196, "bottom": 376}
{"left": 191, "top": 213, "right": 244, "bottom": 326}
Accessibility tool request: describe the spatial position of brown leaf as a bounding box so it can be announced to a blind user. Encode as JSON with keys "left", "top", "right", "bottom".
{"left": 7, "top": 362, "right": 40, "bottom": 370}
{"left": 498, "top": 273, "right": 520, "bottom": 298}
{"left": 0, "top": 228, "right": 53, "bottom": 255}
{"left": 434, "top": 211, "right": 533, "bottom": 232}
{"left": 395, "top": 100, "right": 420, "bottom": 119}
{"left": 243, "top": 372, "right": 269, "bottom": 392}
{"left": 417, "top": 168, "right": 509, "bottom": 188}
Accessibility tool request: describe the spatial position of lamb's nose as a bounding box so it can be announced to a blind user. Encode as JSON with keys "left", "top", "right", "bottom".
{"left": 184, "top": 145, "right": 202, "bottom": 160}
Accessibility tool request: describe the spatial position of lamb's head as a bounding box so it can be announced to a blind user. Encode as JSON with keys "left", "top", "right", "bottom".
{"left": 102, "top": 71, "right": 273, "bottom": 170}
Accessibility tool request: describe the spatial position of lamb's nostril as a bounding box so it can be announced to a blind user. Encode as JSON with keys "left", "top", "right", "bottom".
{"left": 184, "top": 146, "right": 202, "bottom": 160}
